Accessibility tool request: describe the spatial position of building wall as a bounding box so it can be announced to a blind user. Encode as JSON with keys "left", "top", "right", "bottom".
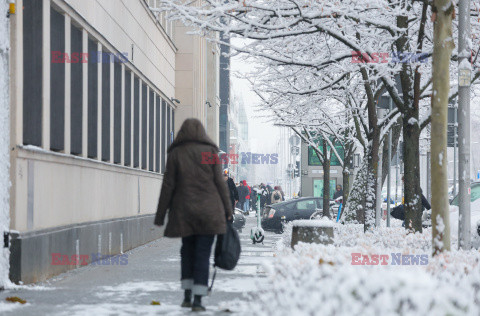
{"left": 219, "top": 36, "right": 230, "bottom": 153}
{"left": 300, "top": 142, "right": 343, "bottom": 197}
{"left": 173, "top": 19, "right": 220, "bottom": 143}
{"left": 8, "top": 0, "right": 178, "bottom": 283}
{"left": 206, "top": 40, "right": 220, "bottom": 144}
{"left": 10, "top": 0, "right": 177, "bottom": 232}
{"left": 174, "top": 22, "right": 205, "bottom": 134}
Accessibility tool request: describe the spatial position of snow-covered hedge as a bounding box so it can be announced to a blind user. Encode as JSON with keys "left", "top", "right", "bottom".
{"left": 260, "top": 224, "right": 480, "bottom": 315}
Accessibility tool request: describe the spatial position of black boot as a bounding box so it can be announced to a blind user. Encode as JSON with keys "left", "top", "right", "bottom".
{"left": 192, "top": 295, "right": 206, "bottom": 312}
{"left": 181, "top": 290, "right": 192, "bottom": 308}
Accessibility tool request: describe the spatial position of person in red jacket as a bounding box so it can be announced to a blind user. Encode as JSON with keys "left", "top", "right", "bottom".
{"left": 243, "top": 180, "right": 251, "bottom": 213}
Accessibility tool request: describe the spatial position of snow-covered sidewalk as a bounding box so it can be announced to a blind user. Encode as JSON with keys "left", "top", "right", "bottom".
{"left": 249, "top": 221, "right": 480, "bottom": 315}
{"left": 0, "top": 216, "right": 280, "bottom": 315}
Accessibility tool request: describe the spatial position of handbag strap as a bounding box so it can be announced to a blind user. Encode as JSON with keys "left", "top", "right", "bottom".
{"left": 208, "top": 267, "right": 217, "bottom": 294}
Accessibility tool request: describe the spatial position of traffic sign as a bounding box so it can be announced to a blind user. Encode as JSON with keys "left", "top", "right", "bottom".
{"left": 291, "top": 146, "right": 300, "bottom": 156}
{"left": 289, "top": 135, "right": 301, "bottom": 146}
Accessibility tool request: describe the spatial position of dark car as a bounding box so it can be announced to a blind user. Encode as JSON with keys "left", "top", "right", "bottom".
{"left": 232, "top": 208, "right": 246, "bottom": 232}
{"left": 262, "top": 197, "right": 322, "bottom": 233}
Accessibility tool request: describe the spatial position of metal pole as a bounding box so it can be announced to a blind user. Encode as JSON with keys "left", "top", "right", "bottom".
{"left": 458, "top": 0, "right": 471, "bottom": 249}
{"left": 376, "top": 146, "right": 383, "bottom": 227}
{"left": 427, "top": 151, "right": 431, "bottom": 202}
{"left": 453, "top": 104, "right": 457, "bottom": 198}
{"left": 396, "top": 149, "right": 399, "bottom": 206}
{"left": 387, "top": 98, "right": 392, "bottom": 227}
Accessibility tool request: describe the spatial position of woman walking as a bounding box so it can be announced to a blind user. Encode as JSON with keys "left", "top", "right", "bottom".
{"left": 154, "top": 118, "right": 233, "bottom": 312}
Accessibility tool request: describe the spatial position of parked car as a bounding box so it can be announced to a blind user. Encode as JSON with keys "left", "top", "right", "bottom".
{"left": 262, "top": 197, "right": 322, "bottom": 233}
{"left": 232, "top": 208, "right": 246, "bottom": 232}
{"left": 449, "top": 182, "right": 480, "bottom": 248}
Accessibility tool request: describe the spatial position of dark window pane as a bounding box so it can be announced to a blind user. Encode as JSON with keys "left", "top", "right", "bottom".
{"left": 87, "top": 38, "right": 98, "bottom": 158}
{"left": 101, "top": 50, "right": 110, "bottom": 162}
{"left": 149, "top": 90, "right": 154, "bottom": 171}
{"left": 23, "top": 0, "right": 43, "bottom": 146}
{"left": 155, "top": 96, "right": 160, "bottom": 173}
{"left": 70, "top": 24, "right": 83, "bottom": 155}
{"left": 50, "top": 8, "right": 65, "bottom": 151}
{"left": 161, "top": 100, "right": 166, "bottom": 173}
{"left": 113, "top": 62, "right": 121, "bottom": 164}
{"left": 133, "top": 76, "right": 139, "bottom": 167}
{"left": 172, "top": 109, "right": 175, "bottom": 141}
{"left": 167, "top": 106, "right": 171, "bottom": 147}
{"left": 124, "top": 71, "right": 131, "bottom": 166}
{"left": 141, "top": 83, "right": 147, "bottom": 169}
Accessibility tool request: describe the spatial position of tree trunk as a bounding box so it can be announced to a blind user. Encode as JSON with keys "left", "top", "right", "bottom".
{"left": 322, "top": 140, "right": 331, "bottom": 218}
{"left": 381, "top": 118, "right": 402, "bottom": 186}
{"left": 364, "top": 132, "right": 379, "bottom": 232}
{"left": 403, "top": 115, "right": 423, "bottom": 232}
{"left": 431, "top": 0, "right": 453, "bottom": 254}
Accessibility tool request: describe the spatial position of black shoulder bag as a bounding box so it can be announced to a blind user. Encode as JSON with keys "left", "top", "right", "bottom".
{"left": 208, "top": 222, "right": 241, "bottom": 293}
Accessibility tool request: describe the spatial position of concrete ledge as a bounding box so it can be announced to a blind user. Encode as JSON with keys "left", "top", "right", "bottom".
{"left": 291, "top": 219, "right": 334, "bottom": 248}
{"left": 9, "top": 214, "right": 164, "bottom": 284}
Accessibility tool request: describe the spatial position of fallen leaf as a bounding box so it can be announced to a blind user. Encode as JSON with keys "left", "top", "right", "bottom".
{"left": 6, "top": 296, "right": 27, "bottom": 304}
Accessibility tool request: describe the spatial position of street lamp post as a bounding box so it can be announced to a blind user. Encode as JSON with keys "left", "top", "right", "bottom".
{"left": 458, "top": 0, "right": 472, "bottom": 249}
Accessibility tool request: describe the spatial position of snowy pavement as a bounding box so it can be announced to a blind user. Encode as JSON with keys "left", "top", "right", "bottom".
{"left": 0, "top": 215, "right": 280, "bottom": 315}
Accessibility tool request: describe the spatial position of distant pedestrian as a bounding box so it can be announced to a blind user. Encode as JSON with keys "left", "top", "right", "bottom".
{"left": 154, "top": 118, "right": 232, "bottom": 312}
{"left": 333, "top": 185, "right": 343, "bottom": 200}
{"left": 251, "top": 186, "right": 259, "bottom": 213}
{"left": 224, "top": 169, "right": 238, "bottom": 210}
{"left": 277, "top": 185, "right": 286, "bottom": 201}
{"left": 259, "top": 183, "right": 269, "bottom": 215}
{"left": 266, "top": 184, "right": 274, "bottom": 205}
{"left": 242, "top": 180, "right": 251, "bottom": 213}
{"left": 271, "top": 186, "right": 283, "bottom": 204}
{"left": 238, "top": 181, "right": 248, "bottom": 211}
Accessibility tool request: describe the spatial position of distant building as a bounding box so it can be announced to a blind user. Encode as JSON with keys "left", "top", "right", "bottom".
{"left": 300, "top": 140, "right": 344, "bottom": 198}
{"left": 219, "top": 34, "right": 230, "bottom": 154}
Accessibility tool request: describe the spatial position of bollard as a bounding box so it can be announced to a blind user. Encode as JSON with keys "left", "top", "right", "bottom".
{"left": 291, "top": 219, "right": 334, "bottom": 248}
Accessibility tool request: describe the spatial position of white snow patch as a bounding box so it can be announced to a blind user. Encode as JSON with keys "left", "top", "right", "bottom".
{"left": 292, "top": 218, "right": 334, "bottom": 228}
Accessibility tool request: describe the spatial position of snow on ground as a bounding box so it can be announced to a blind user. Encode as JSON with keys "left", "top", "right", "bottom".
{"left": 259, "top": 222, "right": 480, "bottom": 315}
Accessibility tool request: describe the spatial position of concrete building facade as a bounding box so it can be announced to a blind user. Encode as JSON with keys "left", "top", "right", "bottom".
{"left": 7, "top": 0, "right": 218, "bottom": 284}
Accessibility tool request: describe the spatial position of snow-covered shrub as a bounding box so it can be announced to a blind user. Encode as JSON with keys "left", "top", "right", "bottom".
{"left": 254, "top": 224, "right": 480, "bottom": 315}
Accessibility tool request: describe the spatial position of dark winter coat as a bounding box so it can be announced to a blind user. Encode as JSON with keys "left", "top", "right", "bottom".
{"left": 333, "top": 190, "right": 344, "bottom": 200}
{"left": 227, "top": 177, "right": 239, "bottom": 209}
{"left": 238, "top": 185, "right": 248, "bottom": 204}
{"left": 266, "top": 185, "right": 273, "bottom": 205}
{"left": 154, "top": 118, "right": 233, "bottom": 238}
{"left": 260, "top": 187, "right": 269, "bottom": 208}
{"left": 390, "top": 192, "right": 431, "bottom": 222}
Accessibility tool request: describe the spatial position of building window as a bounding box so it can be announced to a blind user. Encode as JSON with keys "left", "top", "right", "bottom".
{"left": 87, "top": 38, "right": 98, "bottom": 158}
{"left": 133, "top": 76, "right": 140, "bottom": 168}
{"left": 167, "top": 106, "right": 171, "bottom": 147}
{"left": 161, "top": 99, "right": 166, "bottom": 173}
{"left": 149, "top": 90, "right": 154, "bottom": 171}
{"left": 23, "top": 0, "right": 43, "bottom": 147}
{"left": 50, "top": 8, "right": 65, "bottom": 151}
{"left": 155, "top": 95, "right": 160, "bottom": 173}
{"left": 70, "top": 23, "right": 83, "bottom": 155}
{"left": 124, "top": 71, "right": 131, "bottom": 166}
{"left": 113, "top": 61, "right": 121, "bottom": 164}
{"left": 141, "top": 83, "right": 147, "bottom": 169}
{"left": 101, "top": 50, "right": 110, "bottom": 162}
{"left": 172, "top": 109, "right": 175, "bottom": 141}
